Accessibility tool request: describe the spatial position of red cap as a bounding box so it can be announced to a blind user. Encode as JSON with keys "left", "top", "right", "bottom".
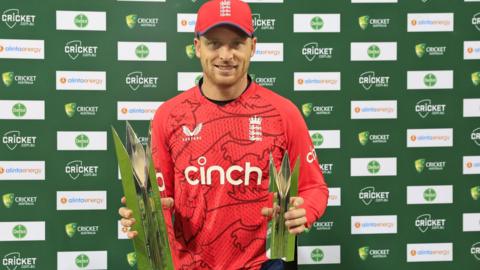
{"left": 195, "top": 0, "right": 254, "bottom": 37}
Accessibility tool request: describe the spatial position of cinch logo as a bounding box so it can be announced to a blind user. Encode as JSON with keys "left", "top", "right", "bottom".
{"left": 472, "top": 12, "right": 480, "bottom": 31}
{"left": 471, "top": 186, "right": 480, "bottom": 200}
{"left": 358, "top": 246, "right": 390, "bottom": 260}
{"left": 75, "top": 254, "right": 89, "bottom": 268}
{"left": 415, "top": 43, "right": 446, "bottom": 58}
{"left": 1, "top": 9, "right": 35, "bottom": 28}
{"left": 414, "top": 159, "right": 446, "bottom": 173}
{"left": 358, "top": 71, "right": 389, "bottom": 90}
{"left": 310, "top": 248, "right": 324, "bottom": 262}
{"left": 358, "top": 15, "right": 390, "bottom": 30}
{"left": 2, "top": 252, "right": 37, "bottom": 269}
{"left": 358, "top": 131, "right": 390, "bottom": 145}
{"left": 310, "top": 132, "right": 324, "bottom": 147}
{"left": 302, "top": 42, "right": 333, "bottom": 61}
{"left": 2, "top": 130, "right": 36, "bottom": 150}
{"left": 415, "top": 99, "right": 446, "bottom": 118}
{"left": 310, "top": 16, "right": 323, "bottom": 30}
{"left": 367, "top": 44, "right": 381, "bottom": 58}
{"left": 301, "top": 103, "right": 334, "bottom": 117}
{"left": 252, "top": 13, "right": 276, "bottom": 31}
{"left": 126, "top": 71, "right": 158, "bottom": 91}
{"left": 64, "top": 40, "right": 98, "bottom": 60}
{"left": 125, "top": 14, "right": 159, "bottom": 28}
{"left": 358, "top": 186, "right": 390, "bottom": 205}
{"left": 184, "top": 156, "right": 263, "bottom": 186}
{"left": 11, "top": 103, "right": 26, "bottom": 118}
{"left": 64, "top": 103, "right": 99, "bottom": 118}
{"left": 182, "top": 123, "right": 203, "bottom": 142}
{"left": 185, "top": 44, "right": 195, "bottom": 59}
{"left": 2, "top": 71, "right": 36, "bottom": 87}
{"left": 472, "top": 242, "right": 480, "bottom": 260}
{"left": 75, "top": 134, "right": 90, "bottom": 148}
{"left": 65, "top": 223, "right": 99, "bottom": 237}
{"left": 472, "top": 72, "right": 480, "bottom": 86}
{"left": 415, "top": 213, "right": 446, "bottom": 232}
{"left": 135, "top": 44, "right": 149, "bottom": 59}
{"left": 65, "top": 160, "right": 98, "bottom": 180}
{"left": 74, "top": 14, "right": 88, "bottom": 28}
{"left": 249, "top": 74, "right": 276, "bottom": 87}
{"left": 2, "top": 193, "right": 37, "bottom": 208}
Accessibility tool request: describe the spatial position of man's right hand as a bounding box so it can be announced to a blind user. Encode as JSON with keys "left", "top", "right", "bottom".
{"left": 119, "top": 196, "right": 174, "bottom": 239}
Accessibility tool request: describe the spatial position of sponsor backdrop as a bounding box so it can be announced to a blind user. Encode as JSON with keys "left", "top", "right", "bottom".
{"left": 0, "top": 0, "right": 479, "bottom": 269}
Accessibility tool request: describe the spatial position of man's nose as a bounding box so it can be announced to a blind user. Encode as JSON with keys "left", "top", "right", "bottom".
{"left": 219, "top": 45, "right": 233, "bottom": 61}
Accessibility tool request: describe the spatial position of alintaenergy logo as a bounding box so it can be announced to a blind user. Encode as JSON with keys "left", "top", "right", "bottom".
{"left": 423, "top": 188, "right": 437, "bottom": 202}
{"left": 11, "top": 103, "right": 27, "bottom": 117}
{"left": 367, "top": 45, "right": 381, "bottom": 59}
{"left": 311, "top": 248, "right": 324, "bottom": 262}
{"left": 310, "top": 16, "right": 323, "bottom": 30}
{"left": 75, "top": 254, "right": 90, "bottom": 268}
{"left": 12, "top": 224, "right": 27, "bottom": 239}
{"left": 75, "top": 134, "right": 90, "bottom": 148}
{"left": 74, "top": 14, "right": 88, "bottom": 28}
{"left": 135, "top": 44, "right": 149, "bottom": 58}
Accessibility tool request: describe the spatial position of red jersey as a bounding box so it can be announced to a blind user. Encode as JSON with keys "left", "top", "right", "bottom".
{"left": 151, "top": 81, "right": 328, "bottom": 270}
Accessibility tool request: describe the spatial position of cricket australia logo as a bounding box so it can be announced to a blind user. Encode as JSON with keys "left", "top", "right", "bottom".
{"left": 249, "top": 116, "right": 262, "bottom": 141}
{"left": 182, "top": 123, "right": 202, "bottom": 142}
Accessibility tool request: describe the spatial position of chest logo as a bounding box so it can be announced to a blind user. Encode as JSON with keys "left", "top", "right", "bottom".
{"left": 182, "top": 123, "right": 202, "bottom": 142}
{"left": 249, "top": 116, "right": 262, "bottom": 142}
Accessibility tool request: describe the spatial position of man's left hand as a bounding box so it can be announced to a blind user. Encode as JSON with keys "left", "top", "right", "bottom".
{"left": 284, "top": 196, "right": 307, "bottom": 235}
{"left": 261, "top": 196, "right": 307, "bottom": 235}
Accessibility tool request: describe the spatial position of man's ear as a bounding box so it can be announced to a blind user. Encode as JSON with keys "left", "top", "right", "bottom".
{"left": 194, "top": 37, "right": 201, "bottom": 58}
{"left": 250, "top": 37, "right": 257, "bottom": 58}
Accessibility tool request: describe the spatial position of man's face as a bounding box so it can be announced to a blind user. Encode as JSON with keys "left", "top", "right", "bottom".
{"left": 194, "top": 25, "right": 256, "bottom": 88}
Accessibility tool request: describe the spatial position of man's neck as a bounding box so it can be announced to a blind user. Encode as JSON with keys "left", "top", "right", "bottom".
{"left": 201, "top": 75, "right": 249, "bottom": 101}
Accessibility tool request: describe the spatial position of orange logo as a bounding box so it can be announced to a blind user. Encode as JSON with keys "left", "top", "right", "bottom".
{"left": 60, "top": 197, "right": 68, "bottom": 204}
{"left": 411, "top": 250, "right": 416, "bottom": 256}
{"left": 411, "top": 20, "right": 417, "bottom": 26}
{"left": 121, "top": 108, "right": 128, "bottom": 114}
{"left": 467, "top": 162, "right": 473, "bottom": 168}
{"left": 354, "top": 222, "right": 361, "bottom": 228}
{"left": 181, "top": 20, "right": 187, "bottom": 26}
{"left": 122, "top": 226, "right": 129, "bottom": 233}
{"left": 297, "top": 79, "right": 304, "bottom": 85}
{"left": 410, "top": 135, "right": 417, "bottom": 141}
{"left": 0, "top": 167, "right": 4, "bottom": 174}
{"left": 0, "top": 45, "right": 4, "bottom": 52}
{"left": 60, "top": 77, "right": 67, "bottom": 84}
{"left": 468, "top": 47, "right": 474, "bottom": 54}
{"left": 354, "top": 107, "right": 361, "bottom": 113}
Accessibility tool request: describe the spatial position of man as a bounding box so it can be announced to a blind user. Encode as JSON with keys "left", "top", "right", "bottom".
{"left": 119, "top": 0, "right": 329, "bottom": 269}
